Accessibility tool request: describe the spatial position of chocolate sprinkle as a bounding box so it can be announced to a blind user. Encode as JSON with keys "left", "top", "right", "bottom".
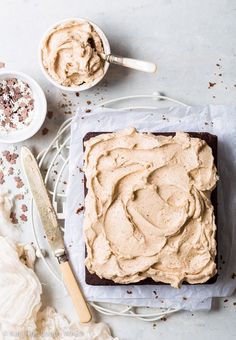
{"left": 47, "top": 111, "right": 53, "bottom": 119}
{"left": 0, "top": 78, "right": 34, "bottom": 132}
{"left": 42, "top": 127, "right": 49, "bottom": 135}
{"left": 76, "top": 206, "right": 84, "bottom": 214}
{"left": 208, "top": 82, "right": 216, "bottom": 89}
{"left": 20, "top": 214, "right": 27, "bottom": 222}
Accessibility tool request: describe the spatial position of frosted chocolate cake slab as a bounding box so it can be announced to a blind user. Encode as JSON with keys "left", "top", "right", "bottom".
{"left": 82, "top": 130, "right": 218, "bottom": 287}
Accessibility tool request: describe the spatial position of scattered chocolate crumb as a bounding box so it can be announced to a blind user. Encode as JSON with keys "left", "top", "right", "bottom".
{"left": 216, "top": 63, "right": 220, "bottom": 67}
{"left": 8, "top": 167, "right": 14, "bottom": 175}
{"left": 161, "top": 317, "right": 167, "bottom": 321}
{"left": 14, "top": 176, "right": 24, "bottom": 188}
{"left": 233, "top": 302, "right": 236, "bottom": 306}
{"left": 224, "top": 299, "right": 228, "bottom": 303}
{"left": 0, "top": 170, "right": 5, "bottom": 185}
{"left": 47, "top": 111, "right": 53, "bottom": 119}
{"left": 231, "top": 273, "right": 236, "bottom": 279}
{"left": 85, "top": 109, "right": 91, "bottom": 113}
{"left": 3, "top": 151, "right": 18, "bottom": 164}
{"left": 20, "top": 214, "right": 27, "bottom": 222}
{"left": 75, "top": 92, "right": 80, "bottom": 97}
{"left": 219, "top": 73, "right": 222, "bottom": 76}
{"left": 62, "top": 93, "right": 67, "bottom": 97}
{"left": 225, "top": 87, "right": 228, "bottom": 90}
{"left": 153, "top": 290, "right": 157, "bottom": 295}
{"left": 86, "top": 100, "right": 91, "bottom": 105}
{"left": 42, "top": 127, "right": 49, "bottom": 135}
{"left": 10, "top": 212, "right": 18, "bottom": 224}
{"left": 213, "top": 96, "right": 216, "bottom": 99}
{"left": 234, "top": 85, "right": 236, "bottom": 87}
{"left": 126, "top": 290, "right": 132, "bottom": 294}
{"left": 152, "top": 323, "right": 157, "bottom": 329}
{"left": 21, "top": 204, "right": 28, "bottom": 212}
{"left": 63, "top": 181, "right": 67, "bottom": 185}
{"left": 15, "top": 194, "right": 24, "bottom": 200}
{"left": 191, "top": 313, "right": 194, "bottom": 316}
{"left": 204, "top": 122, "right": 209, "bottom": 125}
{"left": 162, "top": 114, "right": 166, "bottom": 120}
{"left": 183, "top": 297, "right": 187, "bottom": 300}
{"left": 208, "top": 82, "right": 216, "bottom": 89}
{"left": 53, "top": 170, "right": 58, "bottom": 175}
{"left": 76, "top": 206, "right": 84, "bottom": 214}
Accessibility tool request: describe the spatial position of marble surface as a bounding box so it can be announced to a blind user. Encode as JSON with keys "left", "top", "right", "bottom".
{"left": 0, "top": 0, "right": 236, "bottom": 339}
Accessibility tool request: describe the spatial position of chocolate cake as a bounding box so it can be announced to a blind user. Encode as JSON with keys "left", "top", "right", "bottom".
{"left": 83, "top": 131, "right": 218, "bottom": 286}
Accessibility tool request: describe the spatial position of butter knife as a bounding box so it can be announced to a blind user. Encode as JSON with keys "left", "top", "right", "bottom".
{"left": 21, "top": 146, "right": 91, "bottom": 323}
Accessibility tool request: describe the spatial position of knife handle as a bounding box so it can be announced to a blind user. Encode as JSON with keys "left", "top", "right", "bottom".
{"left": 60, "top": 261, "right": 92, "bottom": 323}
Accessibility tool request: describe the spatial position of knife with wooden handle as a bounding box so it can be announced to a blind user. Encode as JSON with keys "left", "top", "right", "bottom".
{"left": 21, "top": 146, "right": 91, "bottom": 323}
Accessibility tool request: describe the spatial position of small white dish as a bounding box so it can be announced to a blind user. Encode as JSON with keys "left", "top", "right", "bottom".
{"left": 0, "top": 70, "right": 47, "bottom": 144}
{"left": 39, "top": 18, "right": 111, "bottom": 93}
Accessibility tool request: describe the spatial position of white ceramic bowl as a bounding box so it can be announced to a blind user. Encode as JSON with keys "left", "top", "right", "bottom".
{"left": 39, "top": 18, "right": 111, "bottom": 92}
{"left": 0, "top": 70, "right": 47, "bottom": 144}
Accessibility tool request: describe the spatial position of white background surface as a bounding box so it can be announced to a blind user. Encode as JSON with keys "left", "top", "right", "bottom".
{"left": 0, "top": 0, "right": 236, "bottom": 339}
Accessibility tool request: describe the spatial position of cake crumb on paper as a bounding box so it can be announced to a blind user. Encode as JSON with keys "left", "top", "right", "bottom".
{"left": 208, "top": 82, "right": 216, "bottom": 89}
{"left": 76, "top": 206, "right": 84, "bottom": 214}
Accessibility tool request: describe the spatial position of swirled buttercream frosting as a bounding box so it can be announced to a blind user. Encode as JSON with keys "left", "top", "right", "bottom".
{"left": 0, "top": 237, "right": 42, "bottom": 325}
{"left": 41, "top": 20, "right": 104, "bottom": 87}
{"left": 83, "top": 129, "right": 218, "bottom": 288}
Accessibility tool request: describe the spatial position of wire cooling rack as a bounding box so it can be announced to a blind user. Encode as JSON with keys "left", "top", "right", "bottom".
{"left": 31, "top": 93, "right": 186, "bottom": 322}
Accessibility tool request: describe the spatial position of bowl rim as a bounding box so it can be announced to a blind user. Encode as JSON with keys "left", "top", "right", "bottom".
{"left": 0, "top": 69, "right": 47, "bottom": 143}
{"left": 38, "top": 17, "right": 111, "bottom": 92}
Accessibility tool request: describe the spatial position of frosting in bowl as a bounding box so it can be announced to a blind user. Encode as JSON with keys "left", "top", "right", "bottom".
{"left": 41, "top": 20, "right": 105, "bottom": 87}
{"left": 83, "top": 129, "right": 218, "bottom": 288}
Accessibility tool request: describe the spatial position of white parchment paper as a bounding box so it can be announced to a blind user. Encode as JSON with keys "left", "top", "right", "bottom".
{"left": 65, "top": 105, "right": 236, "bottom": 311}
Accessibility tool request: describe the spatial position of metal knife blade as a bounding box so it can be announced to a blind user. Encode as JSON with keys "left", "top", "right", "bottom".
{"left": 21, "top": 146, "right": 65, "bottom": 256}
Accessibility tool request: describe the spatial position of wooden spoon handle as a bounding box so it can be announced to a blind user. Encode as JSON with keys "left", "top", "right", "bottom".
{"left": 60, "top": 261, "right": 92, "bottom": 323}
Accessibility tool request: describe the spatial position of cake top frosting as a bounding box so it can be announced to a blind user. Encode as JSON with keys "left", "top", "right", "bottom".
{"left": 83, "top": 128, "right": 218, "bottom": 288}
